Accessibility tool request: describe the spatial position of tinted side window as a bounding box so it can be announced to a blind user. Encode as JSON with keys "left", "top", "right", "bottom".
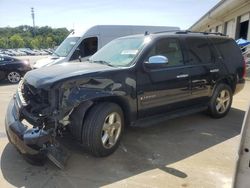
{"left": 146, "top": 38, "right": 184, "bottom": 67}
{"left": 186, "top": 37, "right": 212, "bottom": 64}
{"left": 211, "top": 38, "right": 242, "bottom": 62}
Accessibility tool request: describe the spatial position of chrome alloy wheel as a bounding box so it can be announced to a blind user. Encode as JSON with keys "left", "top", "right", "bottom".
{"left": 101, "top": 112, "right": 122, "bottom": 149}
{"left": 7, "top": 72, "right": 21, "bottom": 83}
{"left": 215, "top": 89, "right": 231, "bottom": 114}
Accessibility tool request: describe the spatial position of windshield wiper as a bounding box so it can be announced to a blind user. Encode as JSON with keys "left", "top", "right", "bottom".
{"left": 92, "top": 60, "right": 114, "bottom": 67}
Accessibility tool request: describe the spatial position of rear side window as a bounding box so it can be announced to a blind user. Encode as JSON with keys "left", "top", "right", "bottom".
{"left": 210, "top": 38, "right": 242, "bottom": 62}
{"left": 186, "top": 37, "right": 212, "bottom": 64}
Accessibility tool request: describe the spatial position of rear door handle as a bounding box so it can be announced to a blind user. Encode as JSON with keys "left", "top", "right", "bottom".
{"left": 177, "top": 74, "right": 189, "bottom": 78}
{"left": 210, "top": 69, "right": 219, "bottom": 73}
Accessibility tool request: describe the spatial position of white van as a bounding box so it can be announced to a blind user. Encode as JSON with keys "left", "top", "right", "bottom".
{"left": 33, "top": 25, "right": 179, "bottom": 68}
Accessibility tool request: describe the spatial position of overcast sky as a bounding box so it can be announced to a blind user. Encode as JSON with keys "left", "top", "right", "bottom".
{"left": 0, "top": 0, "right": 220, "bottom": 30}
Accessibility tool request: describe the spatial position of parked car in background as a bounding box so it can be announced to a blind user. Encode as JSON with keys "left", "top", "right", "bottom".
{"left": 0, "top": 55, "right": 31, "bottom": 83}
{"left": 33, "top": 25, "right": 179, "bottom": 68}
{"left": 39, "top": 49, "right": 49, "bottom": 55}
{"left": 32, "top": 49, "right": 41, "bottom": 55}
{"left": 0, "top": 49, "right": 50, "bottom": 57}
{"left": 7, "top": 49, "right": 20, "bottom": 56}
{"left": 43, "top": 49, "right": 53, "bottom": 55}
{"left": 33, "top": 49, "right": 48, "bottom": 55}
{"left": 19, "top": 48, "right": 36, "bottom": 56}
{"left": 5, "top": 31, "right": 246, "bottom": 168}
{"left": 2, "top": 50, "right": 14, "bottom": 56}
{"left": 16, "top": 49, "right": 27, "bottom": 56}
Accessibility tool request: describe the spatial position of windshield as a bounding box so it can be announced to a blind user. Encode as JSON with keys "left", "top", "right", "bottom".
{"left": 54, "top": 37, "right": 80, "bottom": 57}
{"left": 89, "top": 36, "right": 149, "bottom": 67}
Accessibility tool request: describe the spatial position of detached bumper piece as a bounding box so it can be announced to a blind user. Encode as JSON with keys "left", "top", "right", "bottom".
{"left": 5, "top": 98, "right": 70, "bottom": 169}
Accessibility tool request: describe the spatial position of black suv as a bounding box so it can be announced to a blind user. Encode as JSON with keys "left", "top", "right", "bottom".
{"left": 5, "top": 31, "right": 246, "bottom": 165}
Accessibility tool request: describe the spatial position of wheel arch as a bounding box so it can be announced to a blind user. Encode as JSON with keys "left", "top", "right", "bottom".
{"left": 92, "top": 96, "right": 132, "bottom": 126}
{"left": 69, "top": 95, "right": 132, "bottom": 142}
{"left": 212, "top": 76, "right": 236, "bottom": 95}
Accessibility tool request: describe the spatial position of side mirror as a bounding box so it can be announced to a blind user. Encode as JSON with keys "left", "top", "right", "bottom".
{"left": 149, "top": 55, "right": 168, "bottom": 64}
{"left": 145, "top": 55, "right": 168, "bottom": 69}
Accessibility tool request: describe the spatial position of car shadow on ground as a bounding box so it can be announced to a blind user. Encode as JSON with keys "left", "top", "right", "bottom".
{"left": 0, "top": 108, "right": 245, "bottom": 187}
{"left": 0, "top": 80, "right": 18, "bottom": 86}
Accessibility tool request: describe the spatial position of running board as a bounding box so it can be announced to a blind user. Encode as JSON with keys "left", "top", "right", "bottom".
{"left": 134, "top": 106, "right": 208, "bottom": 127}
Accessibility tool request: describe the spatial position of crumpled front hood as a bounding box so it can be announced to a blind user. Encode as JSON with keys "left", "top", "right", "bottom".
{"left": 24, "top": 62, "right": 115, "bottom": 89}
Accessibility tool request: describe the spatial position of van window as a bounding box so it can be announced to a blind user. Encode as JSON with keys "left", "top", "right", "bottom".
{"left": 186, "top": 37, "right": 212, "bottom": 64}
{"left": 71, "top": 37, "right": 98, "bottom": 61}
{"left": 54, "top": 37, "right": 80, "bottom": 57}
{"left": 146, "top": 38, "right": 183, "bottom": 67}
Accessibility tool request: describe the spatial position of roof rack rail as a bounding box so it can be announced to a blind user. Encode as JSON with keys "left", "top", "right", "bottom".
{"left": 152, "top": 30, "right": 227, "bottom": 36}
{"left": 176, "top": 30, "right": 226, "bottom": 36}
{"left": 153, "top": 30, "right": 182, "bottom": 34}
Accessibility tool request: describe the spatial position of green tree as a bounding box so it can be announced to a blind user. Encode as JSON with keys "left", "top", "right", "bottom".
{"left": 0, "top": 37, "right": 7, "bottom": 48}
{"left": 45, "top": 36, "right": 54, "bottom": 48}
{"left": 0, "top": 25, "right": 69, "bottom": 49}
{"left": 30, "top": 37, "right": 40, "bottom": 49}
{"left": 9, "top": 34, "right": 24, "bottom": 48}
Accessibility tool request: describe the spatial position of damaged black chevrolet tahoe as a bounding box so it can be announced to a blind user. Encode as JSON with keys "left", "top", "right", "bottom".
{"left": 5, "top": 31, "right": 246, "bottom": 166}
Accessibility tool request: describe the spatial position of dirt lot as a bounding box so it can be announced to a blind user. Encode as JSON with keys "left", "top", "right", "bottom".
{"left": 0, "top": 79, "right": 249, "bottom": 188}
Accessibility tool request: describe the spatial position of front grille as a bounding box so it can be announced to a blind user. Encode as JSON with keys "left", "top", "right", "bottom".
{"left": 17, "top": 80, "right": 28, "bottom": 106}
{"left": 18, "top": 80, "right": 49, "bottom": 106}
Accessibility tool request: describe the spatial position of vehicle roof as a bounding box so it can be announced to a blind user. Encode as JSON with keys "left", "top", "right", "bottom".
{"left": 118, "top": 30, "right": 230, "bottom": 40}
{"left": 68, "top": 25, "right": 180, "bottom": 38}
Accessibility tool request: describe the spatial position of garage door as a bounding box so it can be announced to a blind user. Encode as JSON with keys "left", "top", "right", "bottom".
{"left": 226, "top": 20, "right": 235, "bottom": 38}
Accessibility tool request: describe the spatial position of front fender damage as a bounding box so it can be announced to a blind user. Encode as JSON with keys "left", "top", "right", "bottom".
{"left": 18, "top": 78, "right": 119, "bottom": 168}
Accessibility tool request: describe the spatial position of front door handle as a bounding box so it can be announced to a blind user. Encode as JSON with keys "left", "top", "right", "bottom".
{"left": 177, "top": 74, "right": 189, "bottom": 78}
{"left": 210, "top": 69, "right": 219, "bottom": 73}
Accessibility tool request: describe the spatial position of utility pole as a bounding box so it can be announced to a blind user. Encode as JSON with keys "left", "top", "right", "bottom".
{"left": 31, "top": 7, "right": 35, "bottom": 36}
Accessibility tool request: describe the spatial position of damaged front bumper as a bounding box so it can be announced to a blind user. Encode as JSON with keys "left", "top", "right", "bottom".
{"left": 5, "top": 96, "right": 69, "bottom": 168}
{"left": 5, "top": 98, "right": 49, "bottom": 160}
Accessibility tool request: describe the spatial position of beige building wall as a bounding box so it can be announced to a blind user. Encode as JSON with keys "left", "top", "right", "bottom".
{"left": 190, "top": 1, "right": 250, "bottom": 40}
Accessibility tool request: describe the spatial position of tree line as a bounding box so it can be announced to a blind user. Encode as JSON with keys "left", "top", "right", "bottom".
{"left": 0, "top": 25, "right": 70, "bottom": 49}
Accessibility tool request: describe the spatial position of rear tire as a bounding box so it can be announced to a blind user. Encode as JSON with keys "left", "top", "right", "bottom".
{"left": 208, "top": 83, "right": 233, "bottom": 118}
{"left": 81, "top": 102, "right": 124, "bottom": 157}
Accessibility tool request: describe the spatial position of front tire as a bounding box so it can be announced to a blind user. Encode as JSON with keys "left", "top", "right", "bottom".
{"left": 81, "top": 102, "right": 124, "bottom": 157}
{"left": 7, "top": 71, "right": 21, "bottom": 83}
{"left": 208, "top": 83, "right": 233, "bottom": 118}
